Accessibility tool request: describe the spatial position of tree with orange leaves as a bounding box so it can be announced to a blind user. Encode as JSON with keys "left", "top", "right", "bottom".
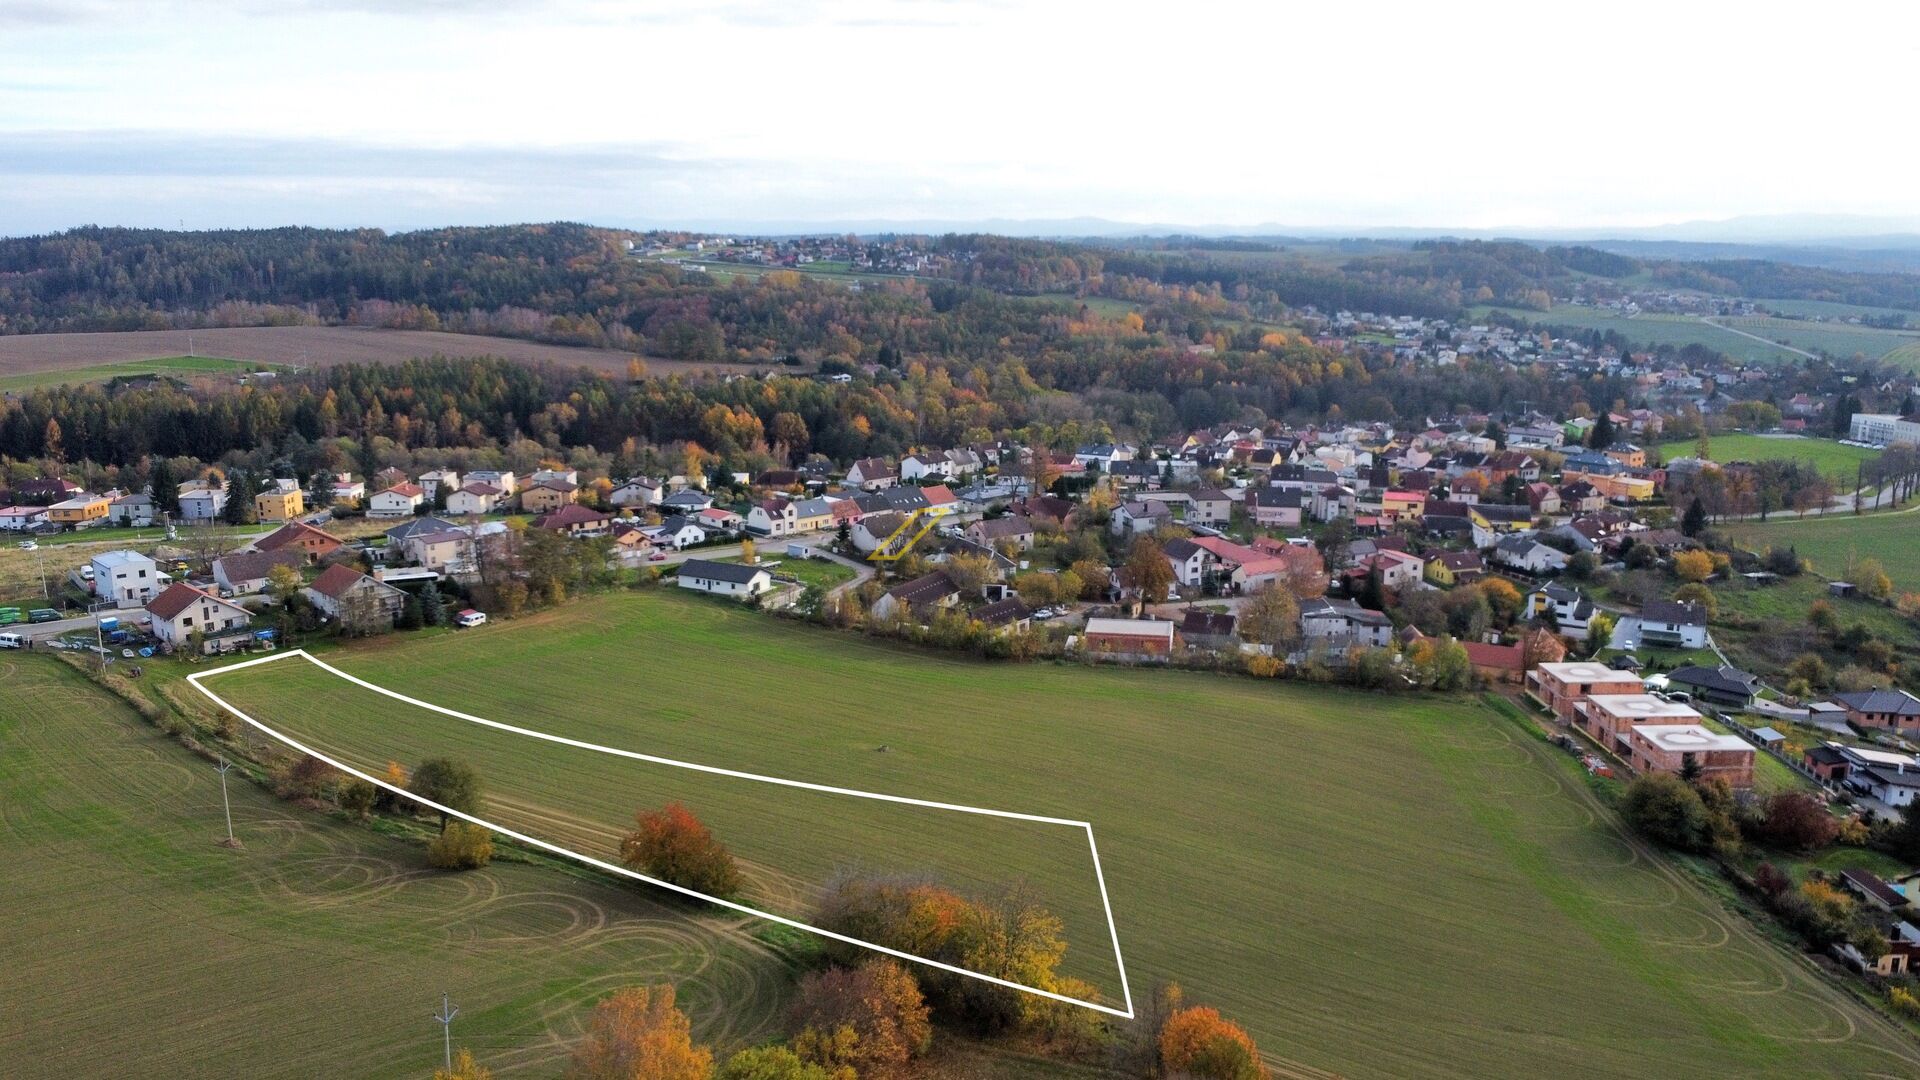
{"left": 620, "top": 803, "right": 742, "bottom": 898}
{"left": 567, "top": 984, "right": 712, "bottom": 1080}
{"left": 789, "top": 959, "right": 931, "bottom": 1077}
{"left": 1159, "top": 1004, "right": 1269, "bottom": 1079}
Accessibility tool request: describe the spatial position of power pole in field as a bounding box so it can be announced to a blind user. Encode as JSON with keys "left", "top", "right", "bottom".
{"left": 433, "top": 992, "right": 460, "bottom": 1072}
{"left": 216, "top": 758, "right": 238, "bottom": 847}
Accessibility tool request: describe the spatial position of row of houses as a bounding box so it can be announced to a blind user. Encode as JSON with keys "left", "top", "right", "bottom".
{"left": 1531, "top": 661, "right": 1756, "bottom": 788}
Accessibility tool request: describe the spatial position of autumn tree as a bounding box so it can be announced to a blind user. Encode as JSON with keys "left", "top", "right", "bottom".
{"left": 789, "top": 960, "right": 931, "bottom": 1077}
{"left": 1854, "top": 557, "right": 1893, "bottom": 601}
{"left": 266, "top": 563, "right": 301, "bottom": 606}
{"left": 740, "top": 537, "right": 758, "bottom": 564}
{"left": 717, "top": 1046, "right": 847, "bottom": 1080}
{"left": 1671, "top": 582, "right": 1716, "bottom": 620}
{"left": 1672, "top": 549, "right": 1714, "bottom": 583}
{"left": 434, "top": 1048, "right": 494, "bottom": 1080}
{"left": 620, "top": 802, "right": 742, "bottom": 897}
{"left": 1120, "top": 536, "right": 1175, "bottom": 603}
{"left": 408, "top": 757, "right": 482, "bottom": 832}
{"left": 1159, "top": 1005, "right": 1270, "bottom": 1080}
{"left": 1069, "top": 559, "right": 1111, "bottom": 600}
{"left": 1476, "top": 576, "right": 1523, "bottom": 626}
{"left": 1237, "top": 585, "right": 1298, "bottom": 651}
{"left": 427, "top": 821, "right": 495, "bottom": 870}
{"left": 568, "top": 984, "right": 713, "bottom": 1080}
{"left": 1755, "top": 791, "right": 1840, "bottom": 852}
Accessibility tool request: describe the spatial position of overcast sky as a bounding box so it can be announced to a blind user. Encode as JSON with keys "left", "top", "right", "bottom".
{"left": 5, "top": 0, "right": 1919, "bottom": 237}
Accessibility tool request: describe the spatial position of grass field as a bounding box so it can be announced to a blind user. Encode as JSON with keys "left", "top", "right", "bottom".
{"left": 0, "top": 355, "right": 274, "bottom": 391}
{"left": 0, "top": 657, "right": 796, "bottom": 1078}
{"left": 1752, "top": 299, "right": 1918, "bottom": 327}
{"left": 1718, "top": 317, "right": 1920, "bottom": 365}
{"left": 1472, "top": 305, "right": 1806, "bottom": 365}
{"left": 171, "top": 590, "right": 1920, "bottom": 1078}
{"left": 1655, "top": 433, "right": 1880, "bottom": 481}
{"left": 1723, "top": 506, "right": 1920, "bottom": 593}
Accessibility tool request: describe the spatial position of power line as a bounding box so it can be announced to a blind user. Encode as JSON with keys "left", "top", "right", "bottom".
{"left": 216, "top": 758, "right": 238, "bottom": 847}
{"left": 432, "top": 992, "right": 460, "bottom": 1073}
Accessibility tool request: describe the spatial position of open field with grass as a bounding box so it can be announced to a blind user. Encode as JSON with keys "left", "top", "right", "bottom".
{"left": 1751, "top": 299, "right": 1919, "bottom": 327}
{"left": 1656, "top": 433, "right": 1880, "bottom": 480}
{"left": 1718, "top": 317, "right": 1920, "bottom": 364}
{"left": 0, "top": 657, "right": 795, "bottom": 1079}
{"left": 0, "top": 326, "right": 760, "bottom": 383}
{"left": 170, "top": 589, "right": 1920, "bottom": 1078}
{"left": 0, "top": 355, "right": 277, "bottom": 391}
{"left": 1723, "top": 506, "right": 1920, "bottom": 593}
{"left": 1473, "top": 305, "right": 1805, "bottom": 365}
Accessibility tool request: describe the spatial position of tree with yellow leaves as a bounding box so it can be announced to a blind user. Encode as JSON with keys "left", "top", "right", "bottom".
{"left": 434, "top": 1048, "right": 493, "bottom": 1080}
{"left": 567, "top": 984, "right": 713, "bottom": 1080}
{"left": 1673, "top": 549, "right": 1715, "bottom": 584}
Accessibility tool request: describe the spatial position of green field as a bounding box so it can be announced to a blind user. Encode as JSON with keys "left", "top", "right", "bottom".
{"left": 1752, "top": 298, "right": 1919, "bottom": 327}
{"left": 0, "top": 355, "right": 274, "bottom": 392}
{"left": 0, "top": 658, "right": 794, "bottom": 1079}
{"left": 1656, "top": 433, "right": 1880, "bottom": 481}
{"left": 166, "top": 590, "right": 1920, "bottom": 1077}
{"left": 1724, "top": 506, "right": 1920, "bottom": 593}
{"left": 1473, "top": 306, "right": 1806, "bottom": 365}
{"left": 1718, "top": 316, "right": 1920, "bottom": 365}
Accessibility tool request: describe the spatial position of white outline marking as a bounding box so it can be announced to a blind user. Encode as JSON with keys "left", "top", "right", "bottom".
{"left": 188, "top": 649, "right": 1133, "bottom": 1018}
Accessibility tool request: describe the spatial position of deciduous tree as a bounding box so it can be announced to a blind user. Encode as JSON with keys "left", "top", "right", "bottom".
{"left": 620, "top": 802, "right": 742, "bottom": 898}
{"left": 408, "top": 757, "right": 482, "bottom": 832}
{"left": 789, "top": 960, "right": 930, "bottom": 1077}
{"left": 1159, "top": 1005, "right": 1270, "bottom": 1080}
{"left": 567, "top": 984, "right": 713, "bottom": 1080}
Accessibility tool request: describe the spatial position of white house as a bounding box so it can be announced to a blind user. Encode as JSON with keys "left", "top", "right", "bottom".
{"left": 328, "top": 474, "right": 367, "bottom": 503}
{"left": 177, "top": 485, "right": 228, "bottom": 523}
{"left": 747, "top": 498, "right": 798, "bottom": 536}
{"left": 417, "top": 469, "right": 461, "bottom": 500}
{"left": 1186, "top": 487, "right": 1233, "bottom": 526}
{"left": 367, "top": 483, "right": 426, "bottom": 518}
{"left": 1299, "top": 598, "right": 1393, "bottom": 649}
{"left": 91, "top": 550, "right": 162, "bottom": 608}
{"left": 899, "top": 453, "right": 950, "bottom": 482}
{"left": 446, "top": 483, "right": 502, "bottom": 516}
{"left": 146, "top": 582, "right": 252, "bottom": 652}
{"left": 1850, "top": 413, "right": 1920, "bottom": 447}
{"left": 0, "top": 505, "right": 49, "bottom": 531}
{"left": 212, "top": 548, "right": 304, "bottom": 596}
{"left": 677, "top": 558, "right": 773, "bottom": 597}
{"left": 109, "top": 491, "right": 156, "bottom": 527}
{"left": 610, "top": 477, "right": 664, "bottom": 508}
{"left": 1638, "top": 599, "right": 1709, "bottom": 649}
{"left": 1494, "top": 534, "right": 1570, "bottom": 574}
{"left": 646, "top": 516, "right": 707, "bottom": 549}
{"left": 1111, "top": 500, "right": 1172, "bottom": 537}
{"left": 846, "top": 458, "right": 897, "bottom": 490}
{"left": 1525, "top": 583, "right": 1597, "bottom": 641}
{"left": 466, "top": 469, "right": 518, "bottom": 496}
{"left": 1162, "top": 538, "right": 1217, "bottom": 588}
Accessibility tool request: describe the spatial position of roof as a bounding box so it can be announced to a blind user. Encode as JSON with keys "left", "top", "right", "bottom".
{"left": 883, "top": 570, "right": 958, "bottom": 606}
{"left": 146, "top": 582, "right": 242, "bottom": 621}
{"left": 974, "top": 596, "right": 1033, "bottom": 626}
{"left": 91, "top": 549, "right": 154, "bottom": 569}
{"left": 1583, "top": 694, "right": 1700, "bottom": 721}
{"left": 255, "top": 521, "right": 341, "bottom": 552}
{"left": 527, "top": 479, "right": 578, "bottom": 493}
{"left": 1163, "top": 537, "right": 1207, "bottom": 561}
{"left": 1179, "top": 609, "right": 1237, "bottom": 637}
{"left": 1668, "top": 664, "right": 1760, "bottom": 698}
{"left": 1840, "top": 869, "right": 1909, "bottom": 908}
{"left": 1630, "top": 725, "right": 1751, "bottom": 753}
{"left": 214, "top": 547, "right": 304, "bottom": 583}
{"left": 1640, "top": 600, "right": 1708, "bottom": 627}
{"left": 679, "top": 559, "right": 769, "bottom": 585}
{"left": 1435, "top": 551, "right": 1483, "bottom": 571}
{"left": 456, "top": 482, "right": 502, "bottom": 496}
{"left": 1461, "top": 641, "right": 1524, "bottom": 671}
{"left": 1805, "top": 744, "right": 1850, "bottom": 767}
{"left": 1537, "top": 661, "right": 1631, "bottom": 682}
{"left": 1083, "top": 617, "right": 1175, "bottom": 640}
{"left": 308, "top": 563, "right": 394, "bottom": 600}
{"left": 1858, "top": 766, "right": 1920, "bottom": 791}
{"left": 1301, "top": 598, "right": 1391, "bottom": 627}
{"left": 533, "top": 504, "right": 612, "bottom": 529}
{"left": 1834, "top": 689, "right": 1920, "bottom": 718}
{"left": 377, "top": 482, "right": 425, "bottom": 498}
{"left": 385, "top": 516, "right": 458, "bottom": 542}
{"left": 970, "top": 516, "right": 1035, "bottom": 540}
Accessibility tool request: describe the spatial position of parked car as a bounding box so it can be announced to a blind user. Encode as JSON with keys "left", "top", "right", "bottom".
{"left": 28, "top": 609, "right": 61, "bottom": 623}
{"left": 17, "top": 540, "right": 38, "bottom": 551}
{"left": 0, "top": 632, "right": 24, "bottom": 649}
{"left": 455, "top": 609, "right": 488, "bottom": 628}
{"left": 0, "top": 607, "right": 21, "bottom": 625}
{"left": 648, "top": 552, "right": 668, "bottom": 562}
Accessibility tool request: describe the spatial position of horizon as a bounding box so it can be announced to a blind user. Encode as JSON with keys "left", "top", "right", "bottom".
{"left": 5, "top": 1, "right": 1918, "bottom": 238}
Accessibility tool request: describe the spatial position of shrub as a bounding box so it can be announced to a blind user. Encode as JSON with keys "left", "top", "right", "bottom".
{"left": 1244, "top": 654, "right": 1281, "bottom": 678}
{"left": 275, "top": 753, "right": 339, "bottom": 801}
{"left": 718, "top": 1046, "right": 848, "bottom": 1080}
{"left": 789, "top": 960, "right": 930, "bottom": 1077}
{"left": 621, "top": 802, "right": 742, "bottom": 898}
{"left": 1619, "top": 773, "right": 1711, "bottom": 851}
{"left": 1891, "top": 987, "right": 1920, "bottom": 1021}
{"left": 1159, "top": 1005, "right": 1270, "bottom": 1080}
{"left": 567, "top": 984, "right": 712, "bottom": 1080}
{"left": 1672, "top": 549, "right": 1715, "bottom": 583}
{"left": 338, "top": 778, "right": 377, "bottom": 819}
{"left": 1754, "top": 792, "right": 1840, "bottom": 852}
{"left": 427, "top": 821, "right": 494, "bottom": 870}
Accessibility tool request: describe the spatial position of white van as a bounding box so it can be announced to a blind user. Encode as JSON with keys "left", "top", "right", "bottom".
{"left": 0, "top": 632, "right": 25, "bottom": 649}
{"left": 455, "top": 609, "right": 488, "bottom": 628}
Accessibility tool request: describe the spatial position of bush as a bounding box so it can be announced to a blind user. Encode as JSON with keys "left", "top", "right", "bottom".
{"left": 621, "top": 802, "right": 742, "bottom": 898}
{"left": 1891, "top": 987, "right": 1920, "bottom": 1021}
{"left": 789, "top": 960, "right": 930, "bottom": 1077}
{"left": 567, "top": 984, "right": 712, "bottom": 1080}
{"left": 1159, "top": 1005, "right": 1270, "bottom": 1080}
{"left": 1244, "top": 654, "right": 1281, "bottom": 678}
{"left": 718, "top": 1046, "right": 848, "bottom": 1080}
{"left": 1620, "top": 774, "right": 1711, "bottom": 851}
{"left": 427, "top": 821, "right": 494, "bottom": 869}
{"left": 1673, "top": 549, "right": 1715, "bottom": 583}
{"left": 1753, "top": 792, "right": 1840, "bottom": 852}
{"left": 275, "top": 753, "right": 339, "bottom": 801}
{"left": 338, "top": 778, "right": 377, "bottom": 819}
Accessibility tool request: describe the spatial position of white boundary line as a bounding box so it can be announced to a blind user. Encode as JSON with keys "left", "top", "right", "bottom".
{"left": 187, "top": 649, "right": 1134, "bottom": 1019}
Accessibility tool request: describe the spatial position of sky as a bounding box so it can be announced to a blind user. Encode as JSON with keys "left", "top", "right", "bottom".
{"left": 4, "top": 0, "right": 1920, "bottom": 238}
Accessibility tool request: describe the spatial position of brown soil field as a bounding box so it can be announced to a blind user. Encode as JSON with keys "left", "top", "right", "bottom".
{"left": 0, "top": 326, "right": 765, "bottom": 379}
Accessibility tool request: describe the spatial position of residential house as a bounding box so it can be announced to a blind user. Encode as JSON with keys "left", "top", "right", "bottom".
{"left": 1381, "top": 489, "right": 1428, "bottom": 522}
{"left": 1625, "top": 725, "right": 1755, "bottom": 788}
{"left": 852, "top": 512, "right": 908, "bottom": 555}
{"left": 1638, "top": 600, "right": 1709, "bottom": 649}
{"left": 254, "top": 521, "right": 343, "bottom": 564}
{"left": 146, "top": 582, "right": 252, "bottom": 653}
{"left": 382, "top": 516, "right": 460, "bottom": 552}
{"left": 1667, "top": 664, "right": 1762, "bottom": 709}
{"left": 517, "top": 481, "right": 577, "bottom": 514}
{"left": 1573, "top": 693, "right": 1703, "bottom": 753}
{"left": 466, "top": 469, "right": 518, "bottom": 496}
{"left": 533, "top": 504, "right": 613, "bottom": 537}
{"left": 660, "top": 489, "right": 715, "bottom": 516}
{"left": 1839, "top": 870, "right": 1912, "bottom": 914}
{"left": 417, "top": 469, "right": 461, "bottom": 500}
{"left": 871, "top": 571, "right": 961, "bottom": 621}
{"left": 529, "top": 468, "right": 579, "bottom": 488}
{"left": 1853, "top": 762, "right": 1920, "bottom": 809}
{"left": 965, "top": 516, "right": 1036, "bottom": 552}
{"left": 446, "top": 483, "right": 502, "bottom": 516}
{"left": 1425, "top": 550, "right": 1485, "bottom": 587}
{"left": 610, "top": 477, "right": 665, "bottom": 508}
{"left": 648, "top": 516, "right": 708, "bottom": 550}
{"left": 697, "top": 507, "right": 744, "bottom": 534}
{"left": 254, "top": 484, "right": 305, "bottom": 523}
{"left": 1361, "top": 549, "right": 1424, "bottom": 591}
{"left": 109, "top": 491, "right": 156, "bottom": 527}
{"left": 91, "top": 550, "right": 162, "bottom": 607}
{"left": 677, "top": 558, "right": 774, "bottom": 598}
{"left": 212, "top": 548, "right": 306, "bottom": 596}
{"left": 846, "top": 458, "right": 898, "bottom": 490}
{"left": 1529, "top": 661, "right": 1645, "bottom": 722}
{"left": 1244, "top": 487, "right": 1304, "bottom": 528}
{"left": 1525, "top": 483, "right": 1562, "bottom": 516}
{"left": 1016, "top": 494, "right": 1076, "bottom": 526}
{"left": 1191, "top": 536, "right": 1299, "bottom": 594}
{"left": 328, "top": 473, "right": 367, "bottom": 503}
{"left": 1525, "top": 583, "right": 1596, "bottom": 640}
{"left": 367, "top": 483, "right": 426, "bottom": 518}
{"left": 1111, "top": 500, "right": 1172, "bottom": 537}
{"left": 1080, "top": 616, "right": 1174, "bottom": 659}
{"left": 47, "top": 493, "right": 112, "bottom": 529}
{"left": 303, "top": 564, "right": 407, "bottom": 631}
{"left": 1462, "top": 640, "right": 1527, "bottom": 684}
{"left": 1494, "top": 534, "right": 1570, "bottom": 575}
{"left": 1178, "top": 609, "right": 1238, "bottom": 650}
{"left": 1834, "top": 689, "right": 1920, "bottom": 733}
{"left": 1299, "top": 598, "right": 1393, "bottom": 650}
{"left": 404, "top": 528, "right": 478, "bottom": 575}
{"left": 974, "top": 596, "right": 1033, "bottom": 634}
{"left": 0, "top": 505, "right": 50, "bottom": 531}
{"left": 880, "top": 487, "right": 932, "bottom": 514}
{"left": 900, "top": 453, "right": 951, "bottom": 482}
{"left": 1163, "top": 538, "right": 1217, "bottom": 589}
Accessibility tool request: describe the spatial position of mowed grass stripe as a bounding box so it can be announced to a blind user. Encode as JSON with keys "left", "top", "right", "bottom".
{"left": 172, "top": 590, "right": 1920, "bottom": 1078}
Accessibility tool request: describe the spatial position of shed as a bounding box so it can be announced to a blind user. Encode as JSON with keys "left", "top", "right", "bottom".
{"left": 1751, "top": 726, "right": 1785, "bottom": 748}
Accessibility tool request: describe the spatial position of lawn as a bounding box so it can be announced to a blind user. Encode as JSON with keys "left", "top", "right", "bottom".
{"left": 719, "top": 553, "right": 855, "bottom": 591}
{"left": 0, "top": 355, "right": 273, "bottom": 392}
{"left": 1655, "top": 433, "right": 1880, "bottom": 483}
{"left": 1722, "top": 507, "right": 1920, "bottom": 593}
{"left": 0, "top": 657, "right": 795, "bottom": 1079}
{"left": 183, "top": 589, "right": 1920, "bottom": 1078}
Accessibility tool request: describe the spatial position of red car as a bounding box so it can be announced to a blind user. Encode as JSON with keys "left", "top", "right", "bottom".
{"left": 648, "top": 552, "right": 668, "bottom": 562}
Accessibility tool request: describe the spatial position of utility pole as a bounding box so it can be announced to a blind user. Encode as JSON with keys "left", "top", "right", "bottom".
{"left": 433, "top": 992, "right": 459, "bottom": 1073}
{"left": 217, "top": 758, "right": 237, "bottom": 846}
